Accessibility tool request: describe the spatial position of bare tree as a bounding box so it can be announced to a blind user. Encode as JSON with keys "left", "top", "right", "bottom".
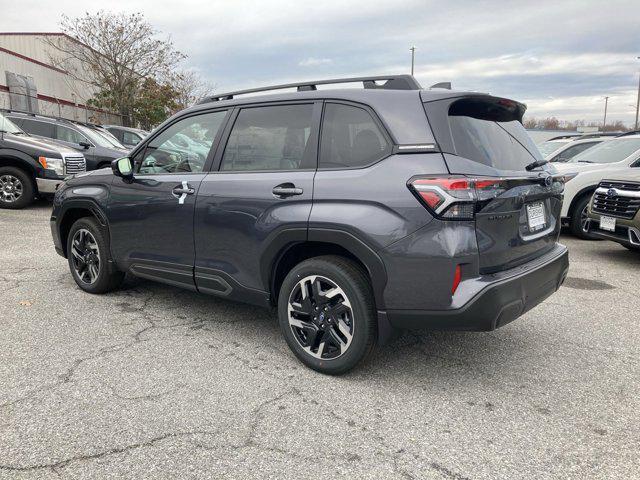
{"left": 171, "top": 70, "right": 215, "bottom": 111}
{"left": 46, "top": 11, "right": 185, "bottom": 125}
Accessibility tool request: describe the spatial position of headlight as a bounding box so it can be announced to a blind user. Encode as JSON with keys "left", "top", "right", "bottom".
{"left": 38, "top": 156, "right": 64, "bottom": 176}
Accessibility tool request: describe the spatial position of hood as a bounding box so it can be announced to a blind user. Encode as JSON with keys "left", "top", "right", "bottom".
{"left": 1, "top": 132, "right": 80, "bottom": 158}
{"left": 552, "top": 161, "right": 621, "bottom": 174}
{"left": 97, "top": 146, "right": 130, "bottom": 158}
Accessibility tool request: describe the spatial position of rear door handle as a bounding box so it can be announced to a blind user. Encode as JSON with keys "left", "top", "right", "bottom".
{"left": 172, "top": 181, "right": 195, "bottom": 204}
{"left": 273, "top": 183, "right": 303, "bottom": 198}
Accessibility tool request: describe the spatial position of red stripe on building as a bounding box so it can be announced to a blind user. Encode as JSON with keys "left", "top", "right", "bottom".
{"left": 0, "top": 46, "right": 67, "bottom": 74}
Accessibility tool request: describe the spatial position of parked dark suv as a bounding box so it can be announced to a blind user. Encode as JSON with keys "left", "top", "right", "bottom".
{"left": 51, "top": 75, "right": 569, "bottom": 374}
{"left": 4, "top": 111, "right": 128, "bottom": 171}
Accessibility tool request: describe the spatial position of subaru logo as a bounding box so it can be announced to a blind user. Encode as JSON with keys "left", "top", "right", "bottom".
{"left": 544, "top": 176, "right": 553, "bottom": 187}
{"left": 607, "top": 188, "right": 618, "bottom": 197}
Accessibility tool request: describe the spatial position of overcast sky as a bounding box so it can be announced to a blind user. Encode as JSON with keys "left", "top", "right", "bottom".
{"left": 2, "top": 0, "right": 639, "bottom": 125}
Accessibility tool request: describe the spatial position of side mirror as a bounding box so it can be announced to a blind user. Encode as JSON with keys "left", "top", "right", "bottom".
{"left": 111, "top": 157, "right": 133, "bottom": 180}
{"left": 79, "top": 141, "right": 91, "bottom": 149}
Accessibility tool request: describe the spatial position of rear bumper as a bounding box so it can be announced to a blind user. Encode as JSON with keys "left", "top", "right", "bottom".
{"left": 385, "top": 244, "right": 569, "bottom": 331}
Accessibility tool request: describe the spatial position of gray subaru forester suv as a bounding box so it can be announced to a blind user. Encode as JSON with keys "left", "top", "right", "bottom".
{"left": 50, "top": 75, "right": 569, "bottom": 374}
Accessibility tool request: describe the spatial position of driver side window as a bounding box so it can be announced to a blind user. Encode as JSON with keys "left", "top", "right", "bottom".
{"left": 139, "top": 111, "right": 227, "bottom": 174}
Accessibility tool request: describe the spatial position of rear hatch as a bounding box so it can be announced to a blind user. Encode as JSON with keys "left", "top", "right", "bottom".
{"left": 422, "top": 94, "right": 563, "bottom": 273}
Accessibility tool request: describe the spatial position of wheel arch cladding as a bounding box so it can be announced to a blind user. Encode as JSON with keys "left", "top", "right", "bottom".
{"left": 59, "top": 202, "right": 108, "bottom": 258}
{"left": 266, "top": 230, "right": 387, "bottom": 311}
{"left": 569, "top": 186, "right": 596, "bottom": 215}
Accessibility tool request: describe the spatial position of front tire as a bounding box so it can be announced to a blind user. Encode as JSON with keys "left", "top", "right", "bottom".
{"left": 67, "top": 217, "right": 124, "bottom": 294}
{"left": 570, "top": 194, "right": 597, "bottom": 239}
{"left": 0, "top": 167, "right": 34, "bottom": 209}
{"left": 277, "top": 256, "right": 376, "bottom": 375}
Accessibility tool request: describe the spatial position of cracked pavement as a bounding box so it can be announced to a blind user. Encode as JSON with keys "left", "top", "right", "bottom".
{"left": 0, "top": 201, "right": 638, "bottom": 479}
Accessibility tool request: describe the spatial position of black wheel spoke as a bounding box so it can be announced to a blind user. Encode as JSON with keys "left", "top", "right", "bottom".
{"left": 71, "top": 229, "right": 100, "bottom": 285}
{"left": 287, "top": 275, "right": 354, "bottom": 360}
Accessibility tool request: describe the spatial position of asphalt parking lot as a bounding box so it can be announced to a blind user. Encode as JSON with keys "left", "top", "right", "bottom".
{"left": 1, "top": 201, "right": 638, "bottom": 480}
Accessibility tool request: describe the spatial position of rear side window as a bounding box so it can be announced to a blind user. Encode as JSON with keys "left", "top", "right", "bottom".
{"left": 123, "top": 131, "right": 140, "bottom": 145}
{"left": 448, "top": 98, "right": 540, "bottom": 171}
{"left": 319, "top": 103, "right": 390, "bottom": 169}
{"left": 221, "top": 104, "right": 314, "bottom": 171}
{"left": 17, "top": 118, "right": 55, "bottom": 139}
{"left": 56, "top": 125, "right": 87, "bottom": 145}
{"left": 553, "top": 141, "right": 599, "bottom": 161}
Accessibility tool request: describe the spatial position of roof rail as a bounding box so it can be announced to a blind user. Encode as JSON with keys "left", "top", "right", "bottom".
{"left": 546, "top": 134, "right": 583, "bottom": 141}
{"left": 0, "top": 107, "right": 106, "bottom": 129}
{"left": 614, "top": 130, "right": 640, "bottom": 137}
{"left": 197, "top": 75, "right": 422, "bottom": 104}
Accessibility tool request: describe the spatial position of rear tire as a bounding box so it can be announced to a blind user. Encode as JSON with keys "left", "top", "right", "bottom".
{"left": 67, "top": 217, "right": 124, "bottom": 294}
{"left": 0, "top": 167, "right": 34, "bottom": 209}
{"left": 570, "top": 194, "right": 597, "bottom": 240}
{"left": 277, "top": 255, "right": 376, "bottom": 375}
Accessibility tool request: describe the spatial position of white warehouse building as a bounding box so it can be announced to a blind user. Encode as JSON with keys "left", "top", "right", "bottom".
{"left": 0, "top": 32, "right": 122, "bottom": 125}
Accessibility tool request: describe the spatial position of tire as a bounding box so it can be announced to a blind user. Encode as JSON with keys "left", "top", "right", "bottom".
{"left": 66, "top": 217, "right": 124, "bottom": 294}
{"left": 277, "top": 255, "right": 376, "bottom": 375}
{"left": 0, "top": 166, "right": 35, "bottom": 209}
{"left": 570, "top": 194, "right": 597, "bottom": 239}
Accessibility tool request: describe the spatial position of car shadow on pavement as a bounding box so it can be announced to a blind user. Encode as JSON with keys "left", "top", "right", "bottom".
{"left": 116, "top": 275, "right": 527, "bottom": 381}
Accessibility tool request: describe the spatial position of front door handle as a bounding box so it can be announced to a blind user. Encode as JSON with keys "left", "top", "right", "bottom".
{"left": 273, "top": 183, "right": 303, "bottom": 198}
{"left": 172, "top": 181, "right": 195, "bottom": 204}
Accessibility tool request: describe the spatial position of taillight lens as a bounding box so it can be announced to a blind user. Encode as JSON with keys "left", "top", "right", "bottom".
{"left": 409, "top": 176, "right": 507, "bottom": 220}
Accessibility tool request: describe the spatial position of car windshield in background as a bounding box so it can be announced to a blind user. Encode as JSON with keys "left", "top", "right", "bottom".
{"left": 569, "top": 137, "right": 640, "bottom": 164}
{"left": 76, "top": 125, "right": 123, "bottom": 149}
{"left": 0, "top": 113, "right": 25, "bottom": 135}
{"left": 537, "top": 140, "right": 566, "bottom": 156}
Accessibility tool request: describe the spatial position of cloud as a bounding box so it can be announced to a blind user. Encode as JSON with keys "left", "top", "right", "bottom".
{"left": 298, "top": 57, "right": 333, "bottom": 67}
{"left": 3, "top": 0, "right": 639, "bottom": 124}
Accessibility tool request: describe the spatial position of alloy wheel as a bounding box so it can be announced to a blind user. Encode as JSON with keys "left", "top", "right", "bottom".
{"left": 71, "top": 229, "right": 101, "bottom": 284}
{"left": 287, "top": 275, "right": 354, "bottom": 360}
{"left": 0, "top": 174, "right": 23, "bottom": 203}
{"left": 580, "top": 204, "right": 589, "bottom": 232}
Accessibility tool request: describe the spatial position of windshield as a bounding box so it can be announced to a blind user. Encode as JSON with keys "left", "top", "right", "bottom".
{"left": 537, "top": 140, "right": 567, "bottom": 156}
{"left": 0, "top": 113, "right": 24, "bottom": 135}
{"left": 569, "top": 137, "right": 640, "bottom": 164}
{"left": 76, "top": 124, "right": 125, "bottom": 149}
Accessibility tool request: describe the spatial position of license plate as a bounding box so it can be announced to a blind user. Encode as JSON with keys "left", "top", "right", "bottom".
{"left": 526, "top": 202, "right": 546, "bottom": 231}
{"left": 599, "top": 215, "right": 616, "bottom": 232}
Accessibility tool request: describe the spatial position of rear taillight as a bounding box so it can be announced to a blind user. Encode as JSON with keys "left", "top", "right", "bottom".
{"left": 409, "top": 176, "right": 507, "bottom": 220}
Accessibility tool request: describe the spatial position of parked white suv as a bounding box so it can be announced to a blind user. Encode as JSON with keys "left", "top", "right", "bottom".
{"left": 538, "top": 134, "right": 613, "bottom": 162}
{"left": 552, "top": 133, "right": 640, "bottom": 238}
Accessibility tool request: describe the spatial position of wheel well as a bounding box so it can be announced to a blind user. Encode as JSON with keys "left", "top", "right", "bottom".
{"left": 568, "top": 188, "right": 596, "bottom": 217}
{"left": 97, "top": 162, "right": 111, "bottom": 170}
{"left": 0, "top": 157, "right": 35, "bottom": 180}
{"left": 270, "top": 242, "right": 372, "bottom": 306}
{"left": 59, "top": 208, "right": 100, "bottom": 257}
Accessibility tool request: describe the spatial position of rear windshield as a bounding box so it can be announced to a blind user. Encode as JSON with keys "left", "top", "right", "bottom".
{"left": 569, "top": 137, "right": 640, "bottom": 164}
{"left": 448, "top": 98, "right": 541, "bottom": 171}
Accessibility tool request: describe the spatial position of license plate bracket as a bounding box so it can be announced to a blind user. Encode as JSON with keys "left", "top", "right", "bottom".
{"left": 599, "top": 215, "right": 616, "bottom": 232}
{"left": 526, "top": 202, "right": 546, "bottom": 232}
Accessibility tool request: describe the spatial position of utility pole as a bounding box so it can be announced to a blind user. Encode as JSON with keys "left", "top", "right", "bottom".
{"left": 635, "top": 56, "right": 640, "bottom": 130}
{"left": 603, "top": 96, "right": 609, "bottom": 130}
{"left": 409, "top": 46, "right": 416, "bottom": 76}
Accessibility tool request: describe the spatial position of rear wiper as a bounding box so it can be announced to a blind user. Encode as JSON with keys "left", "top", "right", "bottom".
{"left": 525, "top": 159, "right": 549, "bottom": 171}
